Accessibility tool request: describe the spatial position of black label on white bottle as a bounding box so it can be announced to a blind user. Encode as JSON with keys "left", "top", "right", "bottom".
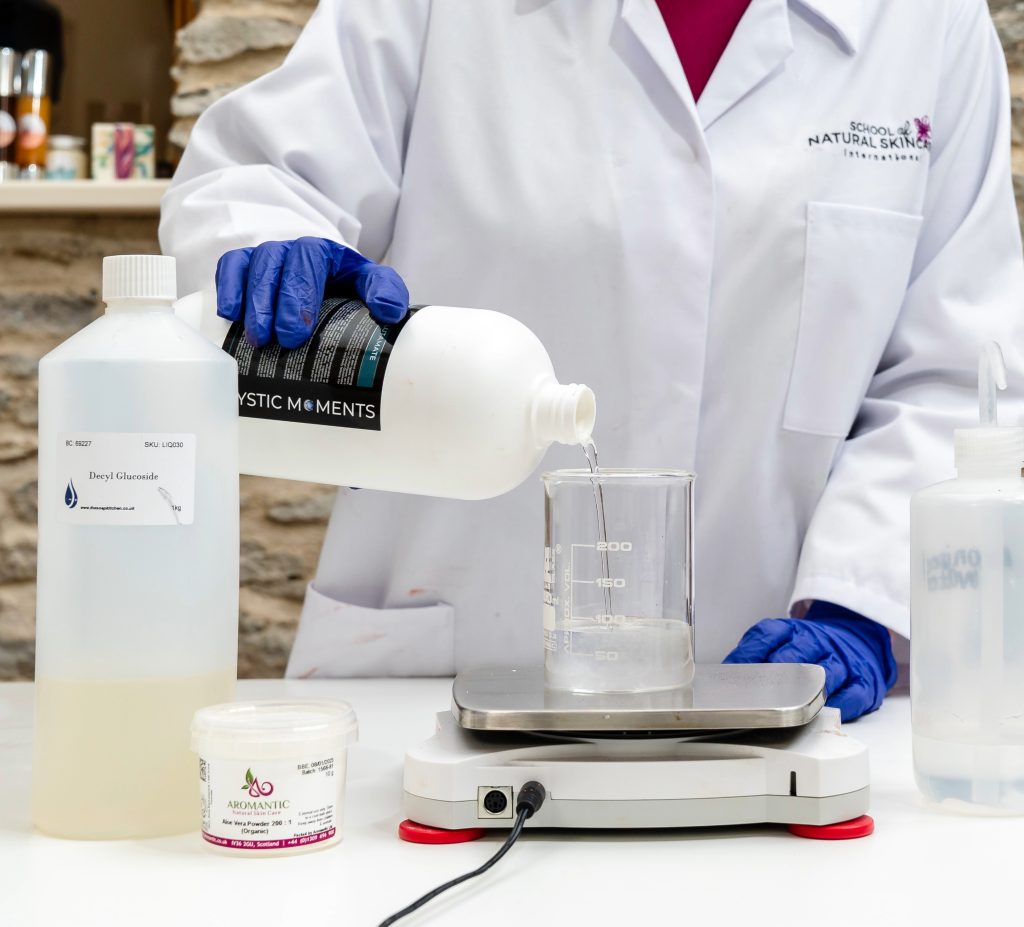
{"left": 222, "top": 298, "right": 415, "bottom": 431}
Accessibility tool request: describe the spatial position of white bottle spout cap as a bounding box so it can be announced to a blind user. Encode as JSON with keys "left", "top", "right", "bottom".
{"left": 955, "top": 341, "right": 1024, "bottom": 473}
{"left": 102, "top": 254, "right": 177, "bottom": 302}
{"left": 532, "top": 381, "right": 596, "bottom": 446}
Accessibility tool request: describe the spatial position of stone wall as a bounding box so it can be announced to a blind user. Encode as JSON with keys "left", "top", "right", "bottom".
{"left": 993, "top": 0, "right": 1024, "bottom": 216}
{"left": 0, "top": 218, "right": 158, "bottom": 681}
{"left": 169, "top": 0, "right": 316, "bottom": 148}
{"left": 3, "top": 0, "right": 1024, "bottom": 681}
{"left": 0, "top": 1, "right": 327, "bottom": 683}
{"left": 0, "top": 216, "right": 335, "bottom": 680}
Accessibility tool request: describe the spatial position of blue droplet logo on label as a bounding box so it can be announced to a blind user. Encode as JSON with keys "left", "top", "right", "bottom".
{"left": 65, "top": 479, "right": 78, "bottom": 509}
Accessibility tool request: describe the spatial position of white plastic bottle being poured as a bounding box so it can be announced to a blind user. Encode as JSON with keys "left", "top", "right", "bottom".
{"left": 910, "top": 342, "right": 1024, "bottom": 811}
{"left": 173, "top": 290, "right": 596, "bottom": 498}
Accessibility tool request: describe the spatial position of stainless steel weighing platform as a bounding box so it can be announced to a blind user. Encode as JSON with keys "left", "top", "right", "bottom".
{"left": 402, "top": 664, "right": 871, "bottom": 836}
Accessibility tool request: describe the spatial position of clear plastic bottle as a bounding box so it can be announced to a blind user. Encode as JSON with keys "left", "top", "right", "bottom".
{"left": 173, "top": 290, "right": 596, "bottom": 499}
{"left": 910, "top": 342, "right": 1024, "bottom": 810}
{"left": 33, "top": 255, "right": 239, "bottom": 838}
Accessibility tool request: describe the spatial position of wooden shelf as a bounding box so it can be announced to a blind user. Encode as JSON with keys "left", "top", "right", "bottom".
{"left": 0, "top": 179, "right": 169, "bottom": 215}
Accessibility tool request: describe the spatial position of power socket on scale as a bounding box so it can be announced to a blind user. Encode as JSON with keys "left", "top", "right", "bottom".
{"left": 477, "top": 786, "right": 514, "bottom": 819}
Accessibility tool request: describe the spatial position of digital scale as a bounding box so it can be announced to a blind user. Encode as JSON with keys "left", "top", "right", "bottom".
{"left": 401, "top": 663, "right": 871, "bottom": 842}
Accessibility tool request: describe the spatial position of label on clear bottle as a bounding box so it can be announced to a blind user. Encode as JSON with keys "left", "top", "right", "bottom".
{"left": 16, "top": 112, "right": 47, "bottom": 149}
{"left": 56, "top": 432, "right": 196, "bottom": 525}
{"left": 0, "top": 107, "right": 15, "bottom": 151}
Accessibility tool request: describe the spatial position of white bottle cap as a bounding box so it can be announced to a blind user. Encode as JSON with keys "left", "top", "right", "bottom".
{"left": 954, "top": 427, "right": 1024, "bottom": 471}
{"left": 955, "top": 342, "right": 1024, "bottom": 474}
{"left": 102, "top": 254, "right": 177, "bottom": 302}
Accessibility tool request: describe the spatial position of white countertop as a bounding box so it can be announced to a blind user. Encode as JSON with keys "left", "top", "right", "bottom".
{"left": 0, "top": 679, "right": 1018, "bottom": 926}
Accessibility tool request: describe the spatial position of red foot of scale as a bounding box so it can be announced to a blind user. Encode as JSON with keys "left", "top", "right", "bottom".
{"left": 398, "top": 819, "right": 488, "bottom": 844}
{"left": 399, "top": 816, "right": 875, "bottom": 844}
{"left": 788, "top": 815, "right": 874, "bottom": 840}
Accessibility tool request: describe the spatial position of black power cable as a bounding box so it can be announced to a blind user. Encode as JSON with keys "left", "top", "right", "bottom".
{"left": 379, "top": 781, "right": 547, "bottom": 927}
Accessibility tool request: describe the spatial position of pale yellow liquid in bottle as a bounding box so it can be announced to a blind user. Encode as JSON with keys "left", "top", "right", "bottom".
{"left": 32, "top": 670, "right": 235, "bottom": 839}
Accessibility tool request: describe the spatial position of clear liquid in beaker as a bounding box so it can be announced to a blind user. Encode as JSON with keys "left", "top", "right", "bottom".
{"left": 545, "top": 618, "right": 693, "bottom": 693}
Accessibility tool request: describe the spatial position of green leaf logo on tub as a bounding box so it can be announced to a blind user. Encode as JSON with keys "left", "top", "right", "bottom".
{"left": 241, "top": 768, "right": 274, "bottom": 797}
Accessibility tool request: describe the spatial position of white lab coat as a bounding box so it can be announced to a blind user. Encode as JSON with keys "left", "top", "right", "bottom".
{"left": 161, "top": 0, "right": 1024, "bottom": 676}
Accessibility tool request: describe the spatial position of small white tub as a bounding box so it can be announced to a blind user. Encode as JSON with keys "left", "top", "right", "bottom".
{"left": 191, "top": 700, "right": 358, "bottom": 856}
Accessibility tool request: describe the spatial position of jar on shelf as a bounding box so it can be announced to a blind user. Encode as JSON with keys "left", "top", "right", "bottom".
{"left": 45, "top": 135, "right": 87, "bottom": 180}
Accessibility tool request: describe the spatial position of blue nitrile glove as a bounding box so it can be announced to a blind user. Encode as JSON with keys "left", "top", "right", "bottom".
{"left": 723, "top": 602, "right": 898, "bottom": 722}
{"left": 215, "top": 237, "right": 409, "bottom": 348}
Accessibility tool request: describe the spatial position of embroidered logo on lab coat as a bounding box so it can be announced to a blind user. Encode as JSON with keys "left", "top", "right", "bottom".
{"left": 807, "top": 117, "right": 932, "bottom": 163}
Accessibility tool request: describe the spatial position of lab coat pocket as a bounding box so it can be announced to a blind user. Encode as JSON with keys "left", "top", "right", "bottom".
{"left": 783, "top": 202, "right": 923, "bottom": 438}
{"left": 286, "top": 583, "right": 455, "bottom": 678}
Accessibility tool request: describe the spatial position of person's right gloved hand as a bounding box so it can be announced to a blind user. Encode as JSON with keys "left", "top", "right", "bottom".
{"left": 723, "top": 602, "right": 898, "bottom": 722}
{"left": 215, "top": 237, "right": 410, "bottom": 348}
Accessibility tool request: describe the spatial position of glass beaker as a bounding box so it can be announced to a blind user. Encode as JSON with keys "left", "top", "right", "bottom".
{"left": 542, "top": 469, "right": 695, "bottom": 693}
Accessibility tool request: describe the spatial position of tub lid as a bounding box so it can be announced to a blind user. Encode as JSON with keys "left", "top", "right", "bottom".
{"left": 191, "top": 699, "right": 358, "bottom": 747}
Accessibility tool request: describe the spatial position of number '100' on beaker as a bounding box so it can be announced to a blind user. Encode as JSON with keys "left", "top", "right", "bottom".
{"left": 542, "top": 469, "right": 695, "bottom": 693}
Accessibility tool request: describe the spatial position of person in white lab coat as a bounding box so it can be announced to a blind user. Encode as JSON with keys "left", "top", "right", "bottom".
{"left": 160, "top": 0, "right": 1024, "bottom": 720}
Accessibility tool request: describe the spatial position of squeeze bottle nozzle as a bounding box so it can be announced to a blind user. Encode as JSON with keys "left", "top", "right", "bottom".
{"left": 954, "top": 341, "right": 1024, "bottom": 474}
{"left": 979, "top": 341, "right": 1007, "bottom": 427}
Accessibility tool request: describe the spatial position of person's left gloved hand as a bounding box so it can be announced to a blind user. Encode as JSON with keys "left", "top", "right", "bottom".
{"left": 216, "top": 237, "right": 409, "bottom": 348}
{"left": 723, "top": 602, "right": 898, "bottom": 722}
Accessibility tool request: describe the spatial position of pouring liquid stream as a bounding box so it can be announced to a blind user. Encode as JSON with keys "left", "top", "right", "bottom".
{"left": 582, "top": 439, "right": 614, "bottom": 617}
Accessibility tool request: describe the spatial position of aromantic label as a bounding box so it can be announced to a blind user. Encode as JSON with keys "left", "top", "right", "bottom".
{"left": 199, "top": 754, "right": 339, "bottom": 851}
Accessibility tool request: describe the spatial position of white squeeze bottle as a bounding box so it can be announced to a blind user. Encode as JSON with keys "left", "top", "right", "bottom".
{"left": 34, "top": 255, "right": 239, "bottom": 838}
{"left": 173, "top": 290, "right": 596, "bottom": 498}
{"left": 910, "top": 342, "right": 1024, "bottom": 810}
